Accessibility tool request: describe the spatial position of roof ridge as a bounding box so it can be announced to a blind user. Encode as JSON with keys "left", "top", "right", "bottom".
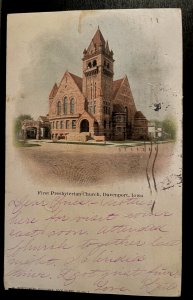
{"left": 49, "top": 82, "right": 58, "bottom": 98}
{"left": 68, "top": 72, "right": 83, "bottom": 93}
{"left": 68, "top": 71, "right": 81, "bottom": 78}
{"left": 113, "top": 77, "right": 124, "bottom": 82}
{"left": 113, "top": 77, "right": 125, "bottom": 99}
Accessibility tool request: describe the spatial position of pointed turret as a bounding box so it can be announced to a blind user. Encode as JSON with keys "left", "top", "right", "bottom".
{"left": 85, "top": 27, "right": 106, "bottom": 55}
{"left": 91, "top": 27, "right": 105, "bottom": 49}
{"left": 83, "top": 27, "right": 114, "bottom": 60}
{"left": 105, "top": 40, "right": 110, "bottom": 53}
{"left": 83, "top": 48, "right": 87, "bottom": 55}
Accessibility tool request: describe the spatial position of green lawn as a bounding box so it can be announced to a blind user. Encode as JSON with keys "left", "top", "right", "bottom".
{"left": 14, "top": 140, "right": 41, "bottom": 147}
{"left": 51, "top": 141, "right": 112, "bottom": 146}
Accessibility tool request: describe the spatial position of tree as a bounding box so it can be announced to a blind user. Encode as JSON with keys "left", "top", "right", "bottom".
{"left": 162, "top": 117, "right": 177, "bottom": 140}
{"left": 14, "top": 114, "right": 33, "bottom": 140}
{"left": 152, "top": 119, "right": 162, "bottom": 128}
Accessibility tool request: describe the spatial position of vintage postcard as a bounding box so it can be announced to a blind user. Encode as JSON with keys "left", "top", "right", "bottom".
{"left": 5, "top": 9, "right": 182, "bottom": 296}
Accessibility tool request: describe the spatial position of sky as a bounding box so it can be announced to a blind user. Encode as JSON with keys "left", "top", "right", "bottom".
{"left": 7, "top": 9, "right": 182, "bottom": 121}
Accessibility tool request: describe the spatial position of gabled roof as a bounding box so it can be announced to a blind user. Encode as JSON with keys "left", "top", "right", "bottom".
{"left": 80, "top": 110, "right": 96, "bottom": 121}
{"left": 135, "top": 111, "right": 146, "bottom": 119}
{"left": 113, "top": 78, "right": 124, "bottom": 99}
{"left": 38, "top": 116, "right": 49, "bottom": 122}
{"left": 68, "top": 72, "right": 82, "bottom": 92}
{"left": 49, "top": 83, "right": 58, "bottom": 98}
{"left": 113, "top": 104, "right": 126, "bottom": 113}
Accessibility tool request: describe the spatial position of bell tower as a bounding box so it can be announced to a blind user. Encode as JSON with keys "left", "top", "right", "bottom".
{"left": 82, "top": 27, "right": 114, "bottom": 137}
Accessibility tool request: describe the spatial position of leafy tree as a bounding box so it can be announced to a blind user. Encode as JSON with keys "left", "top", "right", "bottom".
{"left": 14, "top": 114, "right": 33, "bottom": 139}
{"left": 149, "top": 117, "right": 177, "bottom": 140}
{"left": 162, "top": 117, "right": 177, "bottom": 140}
{"left": 152, "top": 119, "right": 162, "bottom": 128}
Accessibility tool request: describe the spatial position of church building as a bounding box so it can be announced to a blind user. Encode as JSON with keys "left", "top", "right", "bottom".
{"left": 48, "top": 27, "right": 148, "bottom": 141}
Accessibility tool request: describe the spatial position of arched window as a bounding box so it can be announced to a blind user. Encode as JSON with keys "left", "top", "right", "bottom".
{"left": 64, "top": 97, "right": 67, "bottom": 114}
{"left": 57, "top": 101, "right": 61, "bottom": 115}
{"left": 93, "top": 60, "right": 97, "bottom": 67}
{"left": 125, "top": 107, "right": 128, "bottom": 121}
{"left": 94, "top": 83, "right": 96, "bottom": 98}
{"left": 70, "top": 98, "right": 75, "bottom": 114}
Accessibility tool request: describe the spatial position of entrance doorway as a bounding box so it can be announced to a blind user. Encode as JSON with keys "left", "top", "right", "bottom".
{"left": 80, "top": 119, "right": 89, "bottom": 132}
{"left": 26, "top": 127, "right": 37, "bottom": 139}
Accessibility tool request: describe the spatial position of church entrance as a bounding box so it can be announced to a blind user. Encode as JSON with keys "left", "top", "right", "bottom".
{"left": 80, "top": 119, "right": 89, "bottom": 132}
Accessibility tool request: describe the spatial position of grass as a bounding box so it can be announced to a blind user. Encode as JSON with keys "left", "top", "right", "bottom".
{"left": 51, "top": 139, "right": 174, "bottom": 147}
{"left": 14, "top": 140, "right": 41, "bottom": 147}
{"left": 111, "top": 140, "right": 138, "bottom": 144}
{"left": 114, "top": 140, "right": 174, "bottom": 147}
{"left": 116, "top": 143, "right": 145, "bottom": 148}
{"left": 51, "top": 141, "right": 113, "bottom": 146}
{"left": 14, "top": 139, "right": 174, "bottom": 148}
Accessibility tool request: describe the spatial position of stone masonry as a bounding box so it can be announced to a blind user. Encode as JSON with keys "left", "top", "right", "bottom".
{"left": 47, "top": 27, "right": 148, "bottom": 141}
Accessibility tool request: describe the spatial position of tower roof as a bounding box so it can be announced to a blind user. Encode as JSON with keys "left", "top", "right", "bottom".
{"left": 85, "top": 27, "right": 112, "bottom": 57}
{"left": 83, "top": 27, "right": 114, "bottom": 60}
{"left": 91, "top": 27, "right": 105, "bottom": 48}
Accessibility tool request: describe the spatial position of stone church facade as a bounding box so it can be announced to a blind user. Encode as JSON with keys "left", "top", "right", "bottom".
{"left": 27, "top": 28, "right": 148, "bottom": 142}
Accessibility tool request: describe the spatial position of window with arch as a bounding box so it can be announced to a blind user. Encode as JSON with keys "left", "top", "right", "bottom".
{"left": 60, "top": 121, "right": 63, "bottom": 129}
{"left": 125, "top": 107, "right": 128, "bottom": 120}
{"left": 70, "top": 98, "right": 75, "bottom": 114}
{"left": 88, "top": 62, "right": 92, "bottom": 69}
{"left": 93, "top": 60, "right": 97, "bottom": 67}
{"left": 64, "top": 97, "right": 68, "bottom": 114}
{"left": 94, "top": 82, "right": 96, "bottom": 98}
{"left": 57, "top": 101, "right": 61, "bottom": 115}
